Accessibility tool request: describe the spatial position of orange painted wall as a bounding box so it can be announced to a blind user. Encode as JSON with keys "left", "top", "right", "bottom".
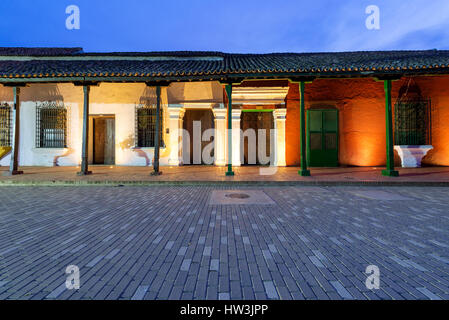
{"left": 286, "top": 76, "right": 449, "bottom": 166}
{"left": 286, "top": 78, "right": 385, "bottom": 166}
{"left": 408, "top": 76, "right": 449, "bottom": 166}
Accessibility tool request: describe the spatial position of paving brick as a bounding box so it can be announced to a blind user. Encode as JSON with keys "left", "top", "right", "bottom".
{"left": 131, "top": 285, "right": 149, "bottom": 300}
{"left": 0, "top": 185, "right": 448, "bottom": 301}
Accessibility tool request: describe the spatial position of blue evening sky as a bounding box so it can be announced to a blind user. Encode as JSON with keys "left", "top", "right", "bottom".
{"left": 0, "top": 0, "right": 448, "bottom": 53}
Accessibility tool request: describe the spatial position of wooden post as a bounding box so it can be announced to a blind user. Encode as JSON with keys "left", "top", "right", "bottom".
{"left": 225, "top": 84, "right": 234, "bottom": 176}
{"left": 382, "top": 79, "right": 399, "bottom": 177}
{"left": 298, "top": 81, "right": 310, "bottom": 176}
{"left": 151, "top": 85, "right": 162, "bottom": 175}
{"left": 77, "top": 85, "right": 92, "bottom": 175}
{"left": 3, "top": 87, "right": 23, "bottom": 176}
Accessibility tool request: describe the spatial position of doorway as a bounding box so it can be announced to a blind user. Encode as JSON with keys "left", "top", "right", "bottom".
{"left": 307, "top": 109, "right": 338, "bottom": 167}
{"left": 241, "top": 111, "right": 274, "bottom": 165}
{"left": 183, "top": 109, "right": 214, "bottom": 164}
{"left": 92, "top": 116, "right": 115, "bottom": 165}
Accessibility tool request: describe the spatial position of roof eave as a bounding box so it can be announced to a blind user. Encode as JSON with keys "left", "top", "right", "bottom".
{"left": 1, "top": 69, "right": 449, "bottom": 84}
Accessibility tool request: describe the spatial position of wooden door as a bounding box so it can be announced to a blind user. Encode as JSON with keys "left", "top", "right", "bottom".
{"left": 182, "top": 110, "right": 214, "bottom": 164}
{"left": 241, "top": 111, "right": 273, "bottom": 165}
{"left": 93, "top": 117, "right": 115, "bottom": 165}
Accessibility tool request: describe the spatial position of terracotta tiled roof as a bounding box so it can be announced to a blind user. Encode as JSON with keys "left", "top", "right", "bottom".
{"left": 1, "top": 48, "right": 449, "bottom": 81}
{"left": 0, "top": 47, "right": 83, "bottom": 56}
{"left": 0, "top": 60, "right": 225, "bottom": 78}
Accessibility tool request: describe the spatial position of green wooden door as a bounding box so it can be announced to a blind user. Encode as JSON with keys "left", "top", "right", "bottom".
{"left": 307, "top": 109, "right": 338, "bottom": 167}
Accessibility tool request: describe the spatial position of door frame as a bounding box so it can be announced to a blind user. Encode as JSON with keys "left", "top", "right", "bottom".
{"left": 90, "top": 114, "right": 116, "bottom": 165}
{"left": 306, "top": 108, "right": 339, "bottom": 167}
{"left": 182, "top": 108, "right": 215, "bottom": 165}
{"left": 240, "top": 109, "right": 275, "bottom": 165}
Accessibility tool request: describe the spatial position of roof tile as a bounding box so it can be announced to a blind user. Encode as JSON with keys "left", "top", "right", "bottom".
{"left": 1, "top": 48, "right": 449, "bottom": 80}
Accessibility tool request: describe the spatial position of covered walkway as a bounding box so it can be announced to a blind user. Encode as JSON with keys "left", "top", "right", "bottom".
{"left": 1, "top": 166, "right": 449, "bottom": 185}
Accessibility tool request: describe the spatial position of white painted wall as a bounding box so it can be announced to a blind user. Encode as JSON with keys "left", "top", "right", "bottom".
{"left": 0, "top": 83, "right": 171, "bottom": 167}
{"left": 0, "top": 81, "right": 287, "bottom": 167}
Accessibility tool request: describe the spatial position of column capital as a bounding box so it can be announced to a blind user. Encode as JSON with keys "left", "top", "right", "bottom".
{"left": 219, "top": 79, "right": 245, "bottom": 86}
{"left": 288, "top": 77, "right": 315, "bottom": 84}
{"left": 374, "top": 76, "right": 402, "bottom": 82}
{"left": 145, "top": 80, "right": 171, "bottom": 87}
{"left": 231, "top": 109, "right": 242, "bottom": 120}
{"left": 167, "top": 105, "right": 185, "bottom": 119}
{"left": 73, "top": 81, "right": 100, "bottom": 87}
{"left": 273, "top": 108, "right": 287, "bottom": 119}
{"left": 212, "top": 108, "right": 227, "bottom": 119}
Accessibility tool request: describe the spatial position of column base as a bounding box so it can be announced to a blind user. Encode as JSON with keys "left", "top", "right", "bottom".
{"left": 77, "top": 171, "right": 92, "bottom": 176}
{"left": 168, "top": 160, "right": 180, "bottom": 166}
{"left": 214, "top": 160, "right": 226, "bottom": 167}
{"left": 298, "top": 169, "right": 311, "bottom": 176}
{"left": 2, "top": 170, "right": 23, "bottom": 176}
{"left": 150, "top": 171, "right": 163, "bottom": 176}
{"left": 381, "top": 169, "right": 399, "bottom": 177}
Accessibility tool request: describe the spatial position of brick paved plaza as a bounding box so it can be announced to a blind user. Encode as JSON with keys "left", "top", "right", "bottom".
{"left": 0, "top": 185, "right": 448, "bottom": 300}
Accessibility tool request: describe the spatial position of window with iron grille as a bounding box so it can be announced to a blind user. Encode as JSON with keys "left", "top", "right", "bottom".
{"left": 36, "top": 102, "right": 68, "bottom": 148}
{"left": 135, "top": 105, "right": 164, "bottom": 148}
{"left": 394, "top": 81, "right": 431, "bottom": 145}
{"left": 394, "top": 99, "right": 431, "bottom": 145}
{"left": 0, "top": 103, "right": 11, "bottom": 147}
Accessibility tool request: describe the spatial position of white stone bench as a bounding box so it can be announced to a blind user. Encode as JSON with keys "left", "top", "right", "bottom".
{"left": 394, "top": 145, "right": 433, "bottom": 168}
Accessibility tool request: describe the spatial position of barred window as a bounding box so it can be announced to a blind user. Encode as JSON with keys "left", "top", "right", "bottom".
{"left": 135, "top": 105, "right": 164, "bottom": 148}
{"left": 394, "top": 99, "right": 431, "bottom": 145}
{"left": 394, "top": 81, "right": 431, "bottom": 145}
{"left": 36, "top": 102, "right": 68, "bottom": 148}
{"left": 0, "top": 103, "right": 11, "bottom": 147}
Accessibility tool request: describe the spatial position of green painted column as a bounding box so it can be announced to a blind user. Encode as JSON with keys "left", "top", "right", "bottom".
{"left": 4, "top": 87, "right": 23, "bottom": 176}
{"left": 299, "top": 81, "right": 310, "bottom": 176}
{"left": 225, "top": 84, "right": 234, "bottom": 176}
{"left": 151, "top": 85, "right": 162, "bottom": 175}
{"left": 77, "top": 85, "right": 92, "bottom": 176}
{"left": 381, "top": 79, "right": 399, "bottom": 177}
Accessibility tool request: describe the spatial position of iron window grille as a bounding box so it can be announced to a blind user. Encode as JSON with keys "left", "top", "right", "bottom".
{"left": 36, "top": 102, "right": 68, "bottom": 148}
{"left": 394, "top": 99, "right": 432, "bottom": 146}
{"left": 135, "top": 104, "right": 164, "bottom": 148}
{"left": 0, "top": 103, "right": 11, "bottom": 147}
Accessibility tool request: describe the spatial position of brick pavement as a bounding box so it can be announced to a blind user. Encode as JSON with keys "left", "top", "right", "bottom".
{"left": 0, "top": 185, "right": 448, "bottom": 300}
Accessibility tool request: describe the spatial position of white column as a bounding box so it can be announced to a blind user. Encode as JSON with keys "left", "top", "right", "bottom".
{"left": 213, "top": 108, "right": 227, "bottom": 166}
{"left": 273, "top": 108, "right": 287, "bottom": 167}
{"left": 231, "top": 109, "right": 242, "bottom": 166}
{"left": 167, "top": 105, "right": 185, "bottom": 166}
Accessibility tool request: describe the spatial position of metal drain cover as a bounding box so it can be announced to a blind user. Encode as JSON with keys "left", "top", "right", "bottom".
{"left": 225, "top": 193, "right": 250, "bottom": 199}
{"left": 209, "top": 190, "right": 275, "bottom": 205}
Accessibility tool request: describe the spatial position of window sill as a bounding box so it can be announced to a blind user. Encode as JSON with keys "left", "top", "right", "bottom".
{"left": 32, "top": 147, "right": 69, "bottom": 153}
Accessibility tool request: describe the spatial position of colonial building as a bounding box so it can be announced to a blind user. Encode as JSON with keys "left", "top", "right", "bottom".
{"left": 0, "top": 47, "right": 448, "bottom": 176}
